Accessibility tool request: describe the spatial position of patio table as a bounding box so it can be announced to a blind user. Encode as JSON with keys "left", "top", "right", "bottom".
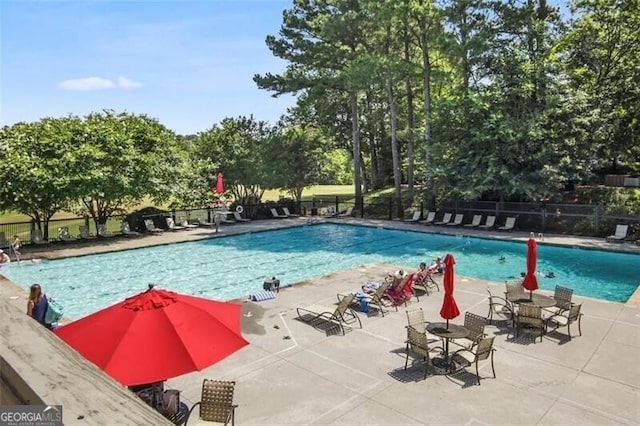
{"left": 426, "top": 322, "right": 469, "bottom": 373}
{"left": 507, "top": 293, "right": 556, "bottom": 308}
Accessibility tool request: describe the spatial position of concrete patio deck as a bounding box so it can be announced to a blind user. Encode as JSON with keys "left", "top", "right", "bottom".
{"left": 2, "top": 217, "right": 639, "bottom": 425}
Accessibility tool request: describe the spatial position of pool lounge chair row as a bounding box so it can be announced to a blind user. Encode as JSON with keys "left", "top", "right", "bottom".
{"left": 605, "top": 224, "right": 640, "bottom": 245}
{"left": 407, "top": 212, "right": 516, "bottom": 231}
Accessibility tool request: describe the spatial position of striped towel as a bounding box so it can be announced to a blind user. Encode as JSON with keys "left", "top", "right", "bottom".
{"left": 250, "top": 291, "right": 277, "bottom": 302}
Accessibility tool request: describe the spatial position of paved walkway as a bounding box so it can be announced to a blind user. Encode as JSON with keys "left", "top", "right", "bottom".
{"left": 3, "top": 217, "right": 639, "bottom": 425}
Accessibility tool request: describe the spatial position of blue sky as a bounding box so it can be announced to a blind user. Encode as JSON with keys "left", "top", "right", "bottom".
{"left": 1, "top": 0, "right": 296, "bottom": 135}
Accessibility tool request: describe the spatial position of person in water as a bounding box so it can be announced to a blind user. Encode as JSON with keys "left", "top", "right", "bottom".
{"left": 26, "top": 283, "right": 52, "bottom": 330}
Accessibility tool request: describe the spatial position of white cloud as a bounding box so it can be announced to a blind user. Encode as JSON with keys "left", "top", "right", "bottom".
{"left": 59, "top": 76, "right": 142, "bottom": 91}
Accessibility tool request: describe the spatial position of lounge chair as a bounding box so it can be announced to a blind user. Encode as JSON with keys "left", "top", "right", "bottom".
{"left": 451, "top": 336, "right": 496, "bottom": 385}
{"left": 179, "top": 220, "right": 199, "bottom": 229}
{"left": 404, "top": 211, "right": 421, "bottom": 222}
{"left": 31, "top": 229, "right": 49, "bottom": 244}
{"left": 185, "top": 379, "right": 237, "bottom": 425}
{"left": 434, "top": 213, "right": 452, "bottom": 225}
{"left": 463, "top": 215, "right": 482, "bottom": 228}
{"left": 478, "top": 215, "right": 496, "bottom": 229}
{"left": 78, "top": 225, "right": 95, "bottom": 239}
{"left": 166, "top": 217, "right": 186, "bottom": 231}
{"left": 546, "top": 303, "right": 583, "bottom": 339}
{"left": 198, "top": 217, "right": 216, "bottom": 227}
{"left": 232, "top": 211, "right": 251, "bottom": 222}
{"left": 420, "top": 211, "right": 436, "bottom": 225}
{"left": 606, "top": 224, "right": 628, "bottom": 242}
{"left": 337, "top": 206, "right": 353, "bottom": 218}
{"left": 361, "top": 279, "right": 395, "bottom": 316}
{"left": 282, "top": 207, "right": 299, "bottom": 217}
{"left": 121, "top": 222, "right": 141, "bottom": 236}
{"left": 97, "top": 224, "right": 114, "bottom": 238}
{"left": 497, "top": 217, "right": 516, "bottom": 231}
{"left": 447, "top": 214, "right": 464, "bottom": 226}
{"left": 144, "top": 219, "right": 163, "bottom": 233}
{"left": 386, "top": 275, "right": 418, "bottom": 307}
{"left": 296, "top": 293, "right": 362, "bottom": 335}
{"left": 270, "top": 208, "right": 288, "bottom": 219}
{"left": 412, "top": 270, "right": 439, "bottom": 296}
{"left": 57, "top": 227, "right": 76, "bottom": 242}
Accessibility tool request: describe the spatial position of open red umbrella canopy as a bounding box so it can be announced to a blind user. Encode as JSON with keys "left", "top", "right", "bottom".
{"left": 439, "top": 254, "right": 461, "bottom": 323}
{"left": 55, "top": 285, "right": 248, "bottom": 386}
{"left": 215, "top": 172, "right": 225, "bottom": 194}
{"left": 522, "top": 238, "right": 539, "bottom": 292}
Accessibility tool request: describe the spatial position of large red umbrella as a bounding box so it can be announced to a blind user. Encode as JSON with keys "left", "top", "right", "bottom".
{"left": 215, "top": 172, "right": 225, "bottom": 194}
{"left": 522, "top": 238, "right": 539, "bottom": 298}
{"left": 439, "top": 254, "right": 460, "bottom": 328}
{"left": 55, "top": 285, "right": 248, "bottom": 386}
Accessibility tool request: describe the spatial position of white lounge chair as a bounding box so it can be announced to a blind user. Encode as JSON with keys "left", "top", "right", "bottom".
{"left": 282, "top": 207, "right": 300, "bottom": 217}
{"left": 434, "top": 213, "right": 452, "bottom": 225}
{"left": 198, "top": 217, "right": 216, "bottom": 227}
{"left": 478, "top": 216, "right": 496, "bottom": 229}
{"left": 447, "top": 214, "right": 464, "bottom": 226}
{"left": 497, "top": 217, "right": 516, "bottom": 232}
{"left": 404, "top": 211, "right": 421, "bottom": 222}
{"left": 420, "top": 211, "right": 436, "bottom": 225}
{"left": 144, "top": 219, "right": 163, "bottom": 233}
{"left": 338, "top": 206, "right": 353, "bottom": 218}
{"left": 270, "top": 208, "right": 288, "bottom": 219}
{"left": 232, "top": 211, "right": 251, "bottom": 222}
{"left": 179, "top": 220, "right": 199, "bottom": 229}
{"left": 58, "top": 227, "right": 77, "bottom": 242}
{"left": 121, "top": 222, "right": 141, "bottom": 236}
{"left": 30, "top": 229, "right": 49, "bottom": 244}
{"left": 165, "top": 217, "right": 186, "bottom": 231}
{"left": 78, "top": 225, "right": 96, "bottom": 239}
{"left": 464, "top": 215, "right": 482, "bottom": 228}
{"left": 97, "top": 224, "right": 114, "bottom": 238}
{"left": 606, "top": 224, "right": 628, "bottom": 242}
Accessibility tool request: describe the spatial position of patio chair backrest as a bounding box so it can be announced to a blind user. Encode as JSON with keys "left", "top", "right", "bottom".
{"left": 199, "top": 379, "right": 236, "bottom": 423}
{"left": 441, "top": 213, "right": 452, "bottom": 222}
{"left": 503, "top": 217, "right": 516, "bottom": 228}
{"left": 518, "top": 304, "right": 543, "bottom": 326}
{"left": 554, "top": 285, "right": 573, "bottom": 310}
{"left": 452, "top": 214, "right": 463, "bottom": 224}
{"left": 464, "top": 312, "right": 486, "bottom": 342}
{"left": 144, "top": 219, "right": 156, "bottom": 230}
{"left": 406, "top": 308, "right": 426, "bottom": 334}
{"left": 122, "top": 222, "right": 131, "bottom": 232}
{"left": 335, "top": 293, "right": 355, "bottom": 317}
{"left": 614, "top": 224, "right": 628, "bottom": 238}
{"left": 483, "top": 216, "right": 496, "bottom": 227}
{"left": 342, "top": 207, "right": 353, "bottom": 216}
{"left": 411, "top": 211, "right": 421, "bottom": 221}
{"left": 407, "top": 326, "right": 431, "bottom": 359}
{"left": 475, "top": 336, "right": 495, "bottom": 361}
{"left": 424, "top": 212, "right": 436, "bottom": 222}
{"left": 505, "top": 281, "right": 526, "bottom": 299}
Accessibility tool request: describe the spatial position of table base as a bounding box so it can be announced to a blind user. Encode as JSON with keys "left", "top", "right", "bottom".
{"left": 432, "top": 356, "right": 459, "bottom": 374}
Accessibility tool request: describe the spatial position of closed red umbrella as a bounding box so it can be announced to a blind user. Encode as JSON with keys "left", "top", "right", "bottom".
{"left": 439, "top": 254, "right": 460, "bottom": 328}
{"left": 55, "top": 285, "right": 248, "bottom": 386}
{"left": 215, "top": 172, "right": 225, "bottom": 194}
{"left": 522, "top": 238, "right": 539, "bottom": 298}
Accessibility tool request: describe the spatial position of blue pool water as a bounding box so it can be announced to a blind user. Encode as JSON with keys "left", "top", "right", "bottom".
{"left": 2, "top": 223, "right": 638, "bottom": 318}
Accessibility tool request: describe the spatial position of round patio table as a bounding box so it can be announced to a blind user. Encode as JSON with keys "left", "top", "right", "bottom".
{"left": 508, "top": 293, "right": 556, "bottom": 308}
{"left": 426, "top": 322, "right": 470, "bottom": 373}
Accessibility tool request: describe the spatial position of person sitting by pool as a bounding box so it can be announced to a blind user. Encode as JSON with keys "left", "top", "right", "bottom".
{"left": 0, "top": 249, "right": 10, "bottom": 265}
{"left": 386, "top": 270, "right": 413, "bottom": 305}
{"left": 428, "top": 257, "right": 444, "bottom": 274}
{"left": 26, "top": 283, "right": 52, "bottom": 330}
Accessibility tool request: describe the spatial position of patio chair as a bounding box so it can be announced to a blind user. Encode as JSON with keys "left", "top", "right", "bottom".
{"left": 420, "top": 211, "right": 436, "bottom": 225}
{"left": 606, "top": 224, "right": 628, "bottom": 242}
{"left": 144, "top": 219, "right": 164, "bottom": 233}
{"left": 58, "top": 227, "right": 77, "bottom": 242}
{"left": 404, "top": 211, "right": 421, "bottom": 222}
{"left": 97, "top": 224, "right": 114, "bottom": 238}
{"left": 232, "top": 211, "right": 251, "bottom": 222}
{"left": 179, "top": 220, "right": 199, "bottom": 229}
{"left": 453, "top": 312, "right": 487, "bottom": 350}
{"left": 405, "top": 308, "right": 444, "bottom": 348}
{"left": 185, "top": 379, "right": 237, "bottom": 425}
{"left": 447, "top": 214, "right": 464, "bottom": 226}
{"left": 166, "top": 217, "right": 186, "bottom": 231}
{"left": 337, "top": 206, "right": 353, "bottom": 218}
{"left": 121, "top": 222, "right": 141, "bottom": 236}
{"left": 296, "top": 293, "right": 362, "bottom": 335}
{"left": 270, "top": 208, "right": 288, "bottom": 219}
{"left": 198, "top": 217, "right": 216, "bottom": 227}
{"left": 434, "top": 213, "right": 452, "bottom": 225}
{"left": 515, "top": 304, "right": 545, "bottom": 342}
{"left": 497, "top": 217, "right": 516, "bottom": 231}
{"left": 486, "top": 289, "right": 515, "bottom": 327}
{"left": 412, "top": 270, "right": 440, "bottom": 296}
{"left": 404, "top": 326, "right": 442, "bottom": 380}
{"left": 451, "top": 336, "right": 496, "bottom": 385}
{"left": 463, "top": 215, "right": 482, "bottom": 228}
{"left": 505, "top": 280, "right": 527, "bottom": 304}
{"left": 546, "top": 285, "right": 573, "bottom": 315}
{"left": 546, "top": 303, "right": 583, "bottom": 339}
{"left": 78, "top": 225, "right": 95, "bottom": 239}
{"left": 282, "top": 207, "right": 299, "bottom": 217}
{"left": 478, "top": 215, "right": 496, "bottom": 229}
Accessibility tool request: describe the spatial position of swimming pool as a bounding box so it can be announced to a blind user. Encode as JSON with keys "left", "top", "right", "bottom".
{"left": 2, "top": 223, "right": 638, "bottom": 318}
